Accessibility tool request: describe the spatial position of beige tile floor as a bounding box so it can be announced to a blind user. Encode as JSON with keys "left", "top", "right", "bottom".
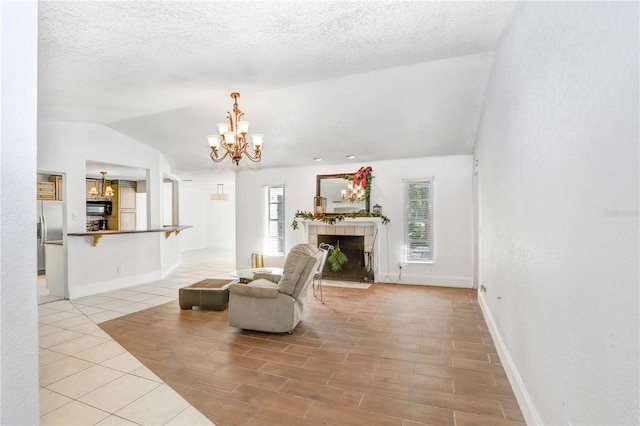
{"left": 38, "top": 248, "right": 240, "bottom": 426}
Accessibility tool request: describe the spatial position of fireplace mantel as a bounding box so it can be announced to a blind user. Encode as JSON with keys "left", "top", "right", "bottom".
{"left": 299, "top": 217, "right": 383, "bottom": 230}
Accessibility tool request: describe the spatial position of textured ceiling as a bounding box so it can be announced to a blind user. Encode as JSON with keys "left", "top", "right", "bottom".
{"left": 38, "top": 1, "right": 519, "bottom": 175}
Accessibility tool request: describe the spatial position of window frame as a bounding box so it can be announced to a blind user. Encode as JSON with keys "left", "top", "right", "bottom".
{"left": 402, "top": 178, "right": 434, "bottom": 264}
{"left": 265, "top": 186, "right": 285, "bottom": 256}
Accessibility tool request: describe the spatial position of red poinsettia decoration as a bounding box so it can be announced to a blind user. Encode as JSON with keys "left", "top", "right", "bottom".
{"left": 353, "top": 166, "right": 372, "bottom": 188}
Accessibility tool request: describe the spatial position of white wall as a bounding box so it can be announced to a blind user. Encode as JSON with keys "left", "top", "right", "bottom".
{"left": 0, "top": 1, "right": 40, "bottom": 422}
{"left": 37, "top": 121, "right": 184, "bottom": 298}
{"left": 204, "top": 178, "right": 236, "bottom": 250}
{"left": 38, "top": 121, "right": 170, "bottom": 232}
{"left": 163, "top": 180, "right": 173, "bottom": 226}
{"left": 179, "top": 186, "right": 207, "bottom": 251}
{"left": 236, "top": 155, "right": 473, "bottom": 286}
{"left": 474, "top": 2, "right": 639, "bottom": 425}
{"left": 135, "top": 192, "right": 147, "bottom": 229}
{"left": 374, "top": 156, "right": 473, "bottom": 286}
{"left": 67, "top": 233, "right": 162, "bottom": 297}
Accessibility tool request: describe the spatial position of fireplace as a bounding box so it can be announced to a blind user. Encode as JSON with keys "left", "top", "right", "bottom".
{"left": 305, "top": 219, "right": 382, "bottom": 282}
{"left": 317, "top": 235, "right": 370, "bottom": 282}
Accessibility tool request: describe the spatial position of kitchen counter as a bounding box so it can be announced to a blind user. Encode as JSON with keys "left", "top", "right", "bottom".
{"left": 69, "top": 225, "right": 192, "bottom": 246}
{"left": 65, "top": 225, "right": 188, "bottom": 299}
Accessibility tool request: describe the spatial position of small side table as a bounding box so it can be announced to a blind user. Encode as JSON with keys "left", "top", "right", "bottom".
{"left": 179, "top": 278, "right": 237, "bottom": 310}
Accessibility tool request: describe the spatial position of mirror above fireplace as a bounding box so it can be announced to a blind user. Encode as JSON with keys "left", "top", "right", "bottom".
{"left": 316, "top": 173, "right": 370, "bottom": 214}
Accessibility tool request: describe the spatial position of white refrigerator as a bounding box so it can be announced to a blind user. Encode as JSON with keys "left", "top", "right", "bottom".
{"left": 37, "top": 200, "right": 63, "bottom": 275}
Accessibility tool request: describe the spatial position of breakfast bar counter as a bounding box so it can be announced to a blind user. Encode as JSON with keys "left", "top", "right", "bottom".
{"left": 69, "top": 225, "right": 192, "bottom": 246}
{"left": 65, "top": 224, "right": 192, "bottom": 299}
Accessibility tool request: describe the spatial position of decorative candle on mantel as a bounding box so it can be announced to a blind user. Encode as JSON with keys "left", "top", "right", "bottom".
{"left": 314, "top": 196, "right": 327, "bottom": 214}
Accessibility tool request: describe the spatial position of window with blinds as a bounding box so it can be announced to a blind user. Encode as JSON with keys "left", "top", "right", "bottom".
{"left": 402, "top": 179, "right": 434, "bottom": 262}
{"left": 267, "top": 187, "right": 285, "bottom": 255}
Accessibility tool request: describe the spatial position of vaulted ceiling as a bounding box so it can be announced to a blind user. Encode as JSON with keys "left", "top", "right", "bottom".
{"left": 38, "top": 1, "right": 519, "bottom": 176}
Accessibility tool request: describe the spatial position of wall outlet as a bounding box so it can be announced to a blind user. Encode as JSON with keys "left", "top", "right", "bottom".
{"left": 480, "top": 284, "right": 487, "bottom": 292}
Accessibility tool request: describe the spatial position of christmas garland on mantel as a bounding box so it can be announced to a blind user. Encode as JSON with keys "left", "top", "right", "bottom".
{"left": 291, "top": 210, "right": 390, "bottom": 230}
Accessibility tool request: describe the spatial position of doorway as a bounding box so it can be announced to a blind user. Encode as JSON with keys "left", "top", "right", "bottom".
{"left": 163, "top": 176, "right": 179, "bottom": 226}
{"left": 36, "top": 171, "right": 67, "bottom": 303}
{"left": 472, "top": 159, "right": 480, "bottom": 289}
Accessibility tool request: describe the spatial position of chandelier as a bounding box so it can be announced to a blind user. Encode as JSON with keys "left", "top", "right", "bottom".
{"left": 207, "top": 92, "right": 264, "bottom": 166}
{"left": 341, "top": 166, "right": 371, "bottom": 203}
{"left": 89, "top": 171, "right": 115, "bottom": 200}
{"left": 341, "top": 181, "right": 366, "bottom": 203}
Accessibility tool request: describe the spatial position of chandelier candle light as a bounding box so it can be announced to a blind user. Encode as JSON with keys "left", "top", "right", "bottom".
{"left": 341, "top": 180, "right": 366, "bottom": 203}
{"left": 207, "top": 92, "right": 264, "bottom": 166}
{"left": 89, "top": 171, "right": 115, "bottom": 200}
{"left": 341, "top": 166, "right": 372, "bottom": 202}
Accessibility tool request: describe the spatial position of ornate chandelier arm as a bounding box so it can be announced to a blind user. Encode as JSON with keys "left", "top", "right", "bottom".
{"left": 226, "top": 112, "right": 234, "bottom": 132}
{"left": 210, "top": 147, "right": 231, "bottom": 163}
{"left": 231, "top": 92, "right": 244, "bottom": 123}
{"left": 231, "top": 137, "right": 260, "bottom": 162}
{"left": 241, "top": 145, "right": 262, "bottom": 162}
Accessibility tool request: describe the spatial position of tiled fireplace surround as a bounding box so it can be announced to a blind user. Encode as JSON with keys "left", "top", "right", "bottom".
{"left": 303, "top": 218, "right": 383, "bottom": 281}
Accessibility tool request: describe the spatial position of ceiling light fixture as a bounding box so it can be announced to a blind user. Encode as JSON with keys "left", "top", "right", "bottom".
{"left": 89, "top": 171, "right": 115, "bottom": 200}
{"left": 207, "top": 92, "right": 263, "bottom": 166}
{"left": 346, "top": 155, "right": 356, "bottom": 159}
{"left": 209, "top": 183, "right": 230, "bottom": 201}
{"left": 313, "top": 157, "right": 322, "bottom": 162}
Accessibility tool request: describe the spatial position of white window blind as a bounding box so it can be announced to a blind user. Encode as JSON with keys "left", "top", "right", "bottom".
{"left": 402, "top": 179, "right": 434, "bottom": 262}
{"left": 267, "top": 187, "right": 285, "bottom": 255}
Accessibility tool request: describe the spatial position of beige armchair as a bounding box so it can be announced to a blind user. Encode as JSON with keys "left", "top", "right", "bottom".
{"left": 228, "top": 244, "right": 323, "bottom": 334}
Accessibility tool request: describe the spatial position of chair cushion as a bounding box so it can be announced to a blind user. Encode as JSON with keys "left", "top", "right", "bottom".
{"left": 278, "top": 253, "right": 311, "bottom": 295}
{"left": 252, "top": 273, "right": 281, "bottom": 284}
{"left": 229, "top": 279, "right": 279, "bottom": 298}
{"left": 290, "top": 251, "right": 323, "bottom": 300}
{"left": 277, "top": 244, "right": 319, "bottom": 296}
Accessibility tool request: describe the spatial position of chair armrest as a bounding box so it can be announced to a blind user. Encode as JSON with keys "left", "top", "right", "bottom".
{"left": 252, "top": 273, "right": 282, "bottom": 283}
{"left": 229, "top": 279, "right": 279, "bottom": 298}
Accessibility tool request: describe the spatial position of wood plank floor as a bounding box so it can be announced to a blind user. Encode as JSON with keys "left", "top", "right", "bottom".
{"left": 99, "top": 284, "right": 525, "bottom": 425}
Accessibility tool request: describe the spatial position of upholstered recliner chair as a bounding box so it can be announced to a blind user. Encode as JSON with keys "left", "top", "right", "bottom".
{"left": 228, "top": 244, "right": 323, "bottom": 334}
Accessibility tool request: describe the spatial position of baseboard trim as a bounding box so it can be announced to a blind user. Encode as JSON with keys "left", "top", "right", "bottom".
{"left": 478, "top": 291, "right": 543, "bottom": 425}
{"left": 68, "top": 271, "right": 162, "bottom": 299}
{"left": 162, "top": 259, "right": 181, "bottom": 278}
{"left": 377, "top": 274, "right": 473, "bottom": 288}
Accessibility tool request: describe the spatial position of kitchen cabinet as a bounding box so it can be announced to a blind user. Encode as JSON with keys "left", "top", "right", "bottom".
{"left": 37, "top": 182, "right": 56, "bottom": 200}
{"left": 119, "top": 211, "right": 136, "bottom": 231}
{"left": 49, "top": 175, "right": 63, "bottom": 200}
{"left": 38, "top": 174, "right": 63, "bottom": 200}
{"left": 119, "top": 185, "right": 136, "bottom": 209}
{"left": 107, "top": 181, "right": 137, "bottom": 230}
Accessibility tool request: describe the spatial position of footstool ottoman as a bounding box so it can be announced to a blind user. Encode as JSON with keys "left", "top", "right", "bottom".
{"left": 179, "top": 278, "right": 237, "bottom": 311}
